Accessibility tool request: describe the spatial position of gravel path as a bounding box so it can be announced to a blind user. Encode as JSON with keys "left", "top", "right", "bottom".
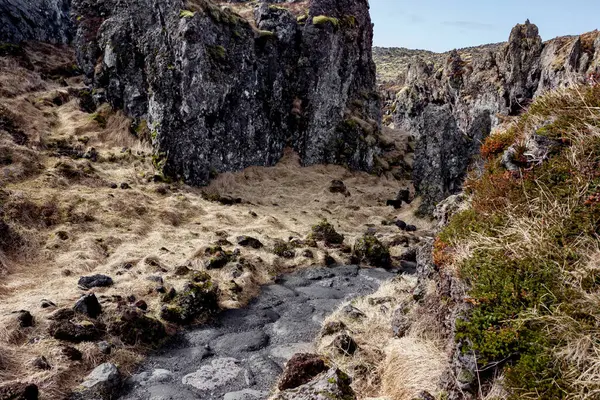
{"left": 119, "top": 265, "right": 396, "bottom": 400}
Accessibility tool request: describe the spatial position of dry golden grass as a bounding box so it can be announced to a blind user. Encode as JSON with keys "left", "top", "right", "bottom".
{"left": 316, "top": 277, "right": 447, "bottom": 399}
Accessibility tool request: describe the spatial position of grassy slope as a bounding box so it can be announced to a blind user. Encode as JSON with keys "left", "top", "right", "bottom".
{"left": 435, "top": 84, "right": 600, "bottom": 399}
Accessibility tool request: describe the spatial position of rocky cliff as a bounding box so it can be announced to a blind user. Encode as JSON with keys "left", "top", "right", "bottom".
{"left": 71, "top": 0, "right": 381, "bottom": 185}
{"left": 0, "top": 0, "right": 73, "bottom": 44}
{"left": 380, "top": 22, "right": 600, "bottom": 215}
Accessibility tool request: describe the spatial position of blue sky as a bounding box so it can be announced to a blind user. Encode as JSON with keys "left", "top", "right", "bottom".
{"left": 370, "top": 0, "right": 600, "bottom": 52}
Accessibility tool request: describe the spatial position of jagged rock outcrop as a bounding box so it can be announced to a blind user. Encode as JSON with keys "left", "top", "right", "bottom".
{"left": 389, "top": 21, "right": 600, "bottom": 214}
{"left": 0, "top": 0, "right": 73, "bottom": 44}
{"left": 72, "top": 0, "right": 381, "bottom": 185}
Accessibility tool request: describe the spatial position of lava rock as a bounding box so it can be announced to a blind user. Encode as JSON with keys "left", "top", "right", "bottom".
{"left": 237, "top": 236, "right": 264, "bottom": 249}
{"left": 109, "top": 308, "right": 166, "bottom": 345}
{"left": 353, "top": 233, "right": 391, "bottom": 268}
{"left": 75, "top": 363, "right": 121, "bottom": 400}
{"left": 278, "top": 353, "right": 327, "bottom": 390}
{"left": 40, "top": 299, "right": 57, "bottom": 308}
{"left": 331, "top": 334, "right": 358, "bottom": 356}
{"left": 323, "top": 254, "right": 336, "bottom": 266}
{"left": 395, "top": 219, "right": 407, "bottom": 230}
{"left": 73, "top": 294, "right": 102, "bottom": 318}
{"left": 160, "top": 281, "right": 219, "bottom": 325}
{"left": 78, "top": 274, "right": 114, "bottom": 289}
{"left": 32, "top": 356, "right": 51, "bottom": 370}
{"left": 0, "top": 382, "right": 38, "bottom": 400}
{"left": 134, "top": 300, "right": 148, "bottom": 311}
{"left": 328, "top": 180, "right": 349, "bottom": 196}
{"left": 48, "top": 318, "right": 104, "bottom": 343}
{"left": 62, "top": 346, "right": 83, "bottom": 361}
{"left": 321, "top": 320, "right": 346, "bottom": 336}
{"left": 16, "top": 310, "right": 34, "bottom": 328}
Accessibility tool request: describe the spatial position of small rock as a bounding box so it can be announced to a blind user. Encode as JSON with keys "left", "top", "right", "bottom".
{"left": 237, "top": 236, "right": 264, "bottom": 249}
{"left": 127, "top": 295, "right": 136, "bottom": 303}
{"left": 323, "top": 254, "right": 336, "bottom": 266}
{"left": 0, "top": 382, "right": 38, "bottom": 400}
{"left": 40, "top": 299, "right": 56, "bottom": 309}
{"left": 83, "top": 147, "right": 98, "bottom": 161}
{"left": 405, "top": 224, "right": 417, "bottom": 232}
{"left": 78, "top": 363, "right": 121, "bottom": 399}
{"left": 109, "top": 308, "right": 167, "bottom": 345}
{"left": 62, "top": 346, "right": 83, "bottom": 361}
{"left": 56, "top": 231, "right": 69, "bottom": 240}
{"left": 78, "top": 274, "right": 114, "bottom": 289}
{"left": 155, "top": 286, "right": 166, "bottom": 294}
{"left": 414, "top": 391, "right": 436, "bottom": 400}
{"left": 271, "top": 368, "right": 354, "bottom": 400}
{"left": 173, "top": 265, "right": 191, "bottom": 276}
{"left": 73, "top": 294, "right": 102, "bottom": 318}
{"left": 278, "top": 353, "right": 327, "bottom": 390}
{"left": 328, "top": 180, "right": 349, "bottom": 196}
{"left": 385, "top": 199, "right": 402, "bottom": 209}
{"left": 134, "top": 300, "right": 148, "bottom": 311}
{"left": 97, "top": 341, "right": 112, "bottom": 355}
{"left": 321, "top": 320, "right": 346, "bottom": 336}
{"left": 302, "top": 249, "right": 314, "bottom": 259}
{"left": 17, "top": 310, "right": 34, "bottom": 328}
{"left": 340, "top": 305, "right": 365, "bottom": 319}
{"left": 249, "top": 211, "right": 258, "bottom": 217}
{"left": 400, "top": 248, "right": 417, "bottom": 262}
{"left": 331, "top": 333, "right": 358, "bottom": 356}
{"left": 396, "top": 188, "right": 412, "bottom": 204}
{"left": 395, "top": 220, "right": 407, "bottom": 230}
{"left": 109, "top": 183, "right": 118, "bottom": 189}
{"left": 146, "top": 275, "right": 163, "bottom": 284}
{"left": 32, "top": 356, "right": 51, "bottom": 370}
{"left": 413, "top": 285, "right": 426, "bottom": 301}
{"left": 120, "top": 182, "right": 130, "bottom": 189}
{"left": 391, "top": 307, "right": 410, "bottom": 338}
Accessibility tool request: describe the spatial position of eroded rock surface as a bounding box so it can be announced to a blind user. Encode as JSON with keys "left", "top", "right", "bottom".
{"left": 71, "top": 0, "right": 381, "bottom": 185}
{"left": 119, "top": 265, "right": 395, "bottom": 400}
{"left": 0, "top": 0, "right": 73, "bottom": 44}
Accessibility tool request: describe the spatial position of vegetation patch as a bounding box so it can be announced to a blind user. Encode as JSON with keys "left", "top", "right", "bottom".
{"left": 437, "top": 84, "right": 600, "bottom": 399}
{"left": 312, "top": 15, "right": 339, "bottom": 28}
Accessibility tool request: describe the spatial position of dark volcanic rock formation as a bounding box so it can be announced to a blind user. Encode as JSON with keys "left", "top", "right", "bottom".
{"left": 387, "top": 21, "right": 600, "bottom": 215}
{"left": 0, "top": 0, "right": 73, "bottom": 44}
{"left": 72, "top": 0, "right": 381, "bottom": 185}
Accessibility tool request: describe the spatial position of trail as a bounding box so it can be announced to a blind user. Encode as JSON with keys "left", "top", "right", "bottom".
{"left": 120, "top": 265, "right": 397, "bottom": 400}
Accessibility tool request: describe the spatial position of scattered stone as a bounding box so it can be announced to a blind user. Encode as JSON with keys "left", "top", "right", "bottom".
{"left": 248, "top": 211, "right": 258, "bottom": 217}
{"left": 340, "top": 305, "right": 366, "bottom": 319}
{"left": 134, "top": 300, "right": 148, "bottom": 311}
{"left": 302, "top": 249, "right": 314, "bottom": 259}
{"left": 109, "top": 308, "right": 166, "bottom": 345}
{"left": 272, "top": 368, "right": 354, "bottom": 400}
{"left": 40, "top": 299, "right": 56, "bottom": 309}
{"left": 323, "top": 253, "right": 336, "bottom": 266}
{"left": 146, "top": 275, "right": 163, "bottom": 284}
{"left": 78, "top": 274, "right": 114, "bottom": 289}
{"left": 331, "top": 333, "right": 358, "bottom": 356}
{"left": 321, "top": 320, "right": 346, "bottom": 336}
{"left": 237, "top": 236, "right": 264, "bottom": 249}
{"left": 405, "top": 224, "right": 417, "bottom": 232}
{"left": 397, "top": 188, "right": 412, "bottom": 204}
{"left": 109, "top": 183, "right": 118, "bottom": 189}
{"left": 279, "top": 353, "right": 327, "bottom": 390}
{"left": 76, "top": 363, "right": 121, "bottom": 400}
{"left": 32, "top": 356, "right": 51, "bottom": 370}
{"left": 62, "top": 346, "right": 83, "bottom": 361}
{"left": 48, "top": 318, "right": 104, "bottom": 343}
{"left": 16, "top": 310, "right": 34, "bottom": 328}
{"left": 56, "top": 230, "right": 69, "bottom": 240}
{"left": 328, "top": 180, "right": 350, "bottom": 196}
{"left": 391, "top": 307, "right": 410, "bottom": 338}
{"left": 97, "top": 341, "right": 112, "bottom": 355}
{"left": 309, "top": 220, "right": 344, "bottom": 246}
{"left": 395, "top": 219, "right": 407, "bottom": 230}
{"left": 173, "top": 265, "right": 191, "bottom": 276}
{"left": 120, "top": 182, "right": 130, "bottom": 189}
{"left": 0, "top": 382, "right": 38, "bottom": 400}
{"left": 385, "top": 199, "right": 402, "bottom": 209}
{"left": 74, "top": 294, "right": 102, "bottom": 318}
{"left": 353, "top": 233, "right": 391, "bottom": 268}
{"left": 182, "top": 358, "right": 243, "bottom": 391}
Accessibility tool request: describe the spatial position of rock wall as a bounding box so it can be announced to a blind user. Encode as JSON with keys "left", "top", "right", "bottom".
{"left": 390, "top": 21, "right": 600, "bottom": 215}
{"left": 72, "top": 0, "right": 381, "bottom": 185}
{"left": 0, "top": 0, "right": 73, "bottom": 44}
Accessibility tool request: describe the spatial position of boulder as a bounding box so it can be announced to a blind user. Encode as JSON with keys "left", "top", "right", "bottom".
{"left": 78, "top": 274, "right": 114, "bottom": 289}
{"left": 353, "top": 233, "right": 391, "bottom": 268}
{"left": 16, "top": 310, "right": 34, "bottom": 328}
{"left": 74, "top": 294, "right": 102, "bottom": 318}
{"left": 108, "top": 308, "right": 166, "bottom": 345}
{"left": 160, "top": 281, "right": 219, "bottom": 325}
{"left": 74, "top": 363, "right": 121, "bottom": 400}
{"left": 272, "top": 368, "right": 355, "bottom": 400}
{"left": 48, "top": 318, "right": 104, "bottom": 343}
{"left": 278, "top": 353, "right": 327, "bottom": 390}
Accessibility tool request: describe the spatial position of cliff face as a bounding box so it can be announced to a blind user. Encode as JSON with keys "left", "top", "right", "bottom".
{"left": 0, "top": 0, "right": 73, "bottom": 44}
{"left": 383, "top": 22, "right": 600, "bottom": 215}
{"left": 71, "top": 0, "right": 381, "bottom": 185}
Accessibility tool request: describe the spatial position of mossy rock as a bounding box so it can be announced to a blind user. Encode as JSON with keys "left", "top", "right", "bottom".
{"left": 108, "top": 308, "right": 166, "bottom": 346}
{"left": 353, "top": 233, "right": 391, "bottom": 268}
{"left": 273, "top": 239, "right": 295, "bottom": 259}
{"left": 160, "top": 281, "right": 219, "bottom": 324}
{"left": 308, "top": 219, "right": 344, "bottom": 246}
